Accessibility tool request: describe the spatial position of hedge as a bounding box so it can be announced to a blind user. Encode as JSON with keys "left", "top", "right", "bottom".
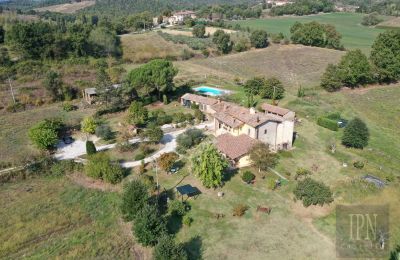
{"left": 317, "top": 117, "right": 338, "bottom": 131}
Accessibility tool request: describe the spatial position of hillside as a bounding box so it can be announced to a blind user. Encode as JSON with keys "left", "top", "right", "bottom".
{"left": 83, "top": 0, "right": 261, "bottom": 16}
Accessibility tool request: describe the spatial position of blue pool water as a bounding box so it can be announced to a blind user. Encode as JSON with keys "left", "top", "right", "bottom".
{"left": 194, "top": 86, "right": 229, "bottom": 96}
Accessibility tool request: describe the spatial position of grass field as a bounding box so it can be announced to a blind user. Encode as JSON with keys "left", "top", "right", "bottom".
{"left": 175, "top": 44, "right": 343, "bottom": 93}
{"left": 0, "top": 176, "right": 137, "bottom": 259}
{"left": 0, "top": 104, "right": 95, "bottom": 163}
{"left": 121, "top": 32, "right": 194, "bottom": 63}
{"left": 232, "top": 13, "right": 390, "bottom": 53}
{"left": 34, "top": 1, "right": 95, "bottom": 14}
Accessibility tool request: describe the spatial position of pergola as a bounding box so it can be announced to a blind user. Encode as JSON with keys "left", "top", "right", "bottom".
{"left": 176, "top": 184, "right": 199, "bottom": 201}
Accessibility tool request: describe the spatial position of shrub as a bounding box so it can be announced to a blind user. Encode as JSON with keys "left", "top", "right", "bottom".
{"left": 192, "top": 24, "right": 206, "bottom": 38}
{"left": 241, "top": 171, "right": 255, "bottom": 183}
{"left": 294, "top": 168, "right": 312, "bottom": 180}
{"left": 293, "top": 178, "right": 333, "bottom": 207}
{"left": 317, "top": 117, "right": 338, "bottom": 131}
{"left": 353, "top": 161, "right": 365, "bottom": 169}
{"left": 121, "top": 179, "right": 149, "bottom": 221}
{"left": 95, "top": 124, "right": 113, "bottom": 140}
{"left": 250, "top": 30, "right": 269, "bottom": 48}
{"left": 267, "top": 178, "right": 276, "bottom": 190}
{"left": 86, "top": 140, "right": 97, "bottom": 155}
{"left": 154, "top": 235, "right": 188, "bottom": 260}
{"left": 81, "top": 117, "right": 97, "bottom": 135}
{"left": 62, "top": 102, "right": 75, "bottom": 112}
{"left": 342, "top": 118, "right": 369, "bottom": 149}
{"left": 168, "top": 200, "right": 186, "bottom": 216}
{"left": 28, "top": 118, "right": 62, "bottom": 150}
{"left": 158, "top": 152, "right": 179, "bottom": 172}
{"left": 133, "top": 203, "right": 167, "bottom": 246}
{"left": 163, "top": 94, "right": 168, "bottom": 105}
{"left": 182, "top": 215, "right": 193, "bottom": 227}
{"left": 135, "top": 153, "right": 145, "bottom": 161}
{"left": 85, "top": 153, "right": 124, "bottom": 184}
{"left": 232, "top": 204, "right": 249, "bottom": 217}
{"left": 176, "top": 128, "right": 204, "bottom": 151}
{"left": 141, "top": 124, "right": 164, "bottom": 143}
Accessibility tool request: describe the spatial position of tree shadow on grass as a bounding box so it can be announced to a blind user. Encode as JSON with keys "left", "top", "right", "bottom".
{"left": 167, "top": 214, "right": 183, "bottom": 235}
{"left": 222, "top": 167, "right": 239, "bottom": 183}
{"left": 183, "top": 235, "right": 203, "bottom": 260}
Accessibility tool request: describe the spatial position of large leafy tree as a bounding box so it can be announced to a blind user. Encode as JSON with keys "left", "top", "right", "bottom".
{"left": 133, "top": 203, "right": 167, "bottom": 246}
{"left": 260, "top": 77, "right": 285, "bottom": 99}
{"left": 294, "top": 178, "right": 333, "bottom": 207}
{"left": 127, "top": 101, "right": 148, "bottom": 125}
{"left": 127, "top": 59, "right": 177, "bottom": 99}
{"left": 338, "top": 49, "right": 372, "bottom": 88}
{"left": 320, "top": 64, "right": 342, "bottom": 92}
{"left": 28, "top": 118, "right": 63, "bottom": 150}
{"left": 212, "top": 29, "right": 232, "bottom": 54}
{"left": 191, "top": 143, "right": 228, "bottom": 188}
{"left": 250, "top": 30, "right": 269, "bottom": 48}
{"left": 88, "top": 27, "right": 120, "bottom": 57}
{"left": 192, "top": 24, "right": 205, "bottom": 38}
{"left": 154, "top": 235, "right": 188, "bottom": 260}
{"left": 370, "top": 30, "right": 400, "bottom": 82}
{"left": 158, "top": 152, "right": 179, "bottom": 172}
{"left": 243, "top": 77, "right": 263, "bottom": 107}
{"left": 249, "top": 142, "right": 278, "bottom": 172}
{"left": 120, "top": 179, "right": 149, "bottom": 221}
{"left": 43, "top": 71, "right": 63, "bottom": 101}
{"left": 141, "top": 123, "right": 164, "bottom": 143}
{"left": 342, "top": 117, "right": 369, "bottom": 149}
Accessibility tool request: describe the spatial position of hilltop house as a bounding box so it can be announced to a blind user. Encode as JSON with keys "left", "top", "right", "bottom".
{"left": 181, "top": 93, "right": 295, "bottom": 167}
{"left": 168, "top": 11, "right": 196, "bottom": 25}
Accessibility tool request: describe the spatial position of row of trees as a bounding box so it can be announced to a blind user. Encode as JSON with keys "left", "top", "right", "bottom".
{"left": 321, "top": 30, "right": 400, "bottom": 91}
{"left": 120, "top": 179, "right": 188, "bottom": 259}
{"left": 243, "top": 77, "right": 285, "bottom": 107}
{"left": 290, "top": 21, "right": 343, "bottom": 50}
{"left": 270, "top": 0, "right": 335, "bottom": 16}
{"left": 196, "top": 3, "right": 263, "bottom": 20}
{"left": 5, "top": 20, "right": 120, "bottom": 60}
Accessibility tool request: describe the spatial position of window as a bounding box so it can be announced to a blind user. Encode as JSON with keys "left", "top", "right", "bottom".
{"left": 264, "top": 129, "right": 267, "bottom": 135}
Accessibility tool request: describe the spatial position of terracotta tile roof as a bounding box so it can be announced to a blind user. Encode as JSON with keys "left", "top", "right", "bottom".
{"left": 261, "top": 103, "right": 291, "bottom": 116}
{"left": 212, "top": 102, "right": 283, "bottom": 127}
{"left": 214, "top": 112, "right": 244, "bottom": 128}
{"left": 216, "top": 134, "right": 257, "bottom": 160}
{"left": 181, "top": 93, "right": 218, "bottom": 106}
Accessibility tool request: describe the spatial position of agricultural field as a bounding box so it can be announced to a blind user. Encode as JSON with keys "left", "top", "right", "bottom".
{"left": 121, "top": 32, "right": 195, "bottom": 63}
{"left": 34, "top": 1, "right": 95, "bottom": 14}
{"left": 175, "top": 44, "right": 343, "bottom": 94}
{"left": 232, "top": 12, "right": 391, "bottom": 53}
{"left": 377, "top": 16, "right": 400, "bottom": 28}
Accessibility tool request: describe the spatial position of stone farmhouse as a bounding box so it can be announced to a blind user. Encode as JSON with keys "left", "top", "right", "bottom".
{"left": 181, "top": 93, "right": 295, "bottom": 167}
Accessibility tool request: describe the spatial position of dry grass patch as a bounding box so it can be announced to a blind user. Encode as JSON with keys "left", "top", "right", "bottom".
{"left": 121, "top": 32, "right": 192, "bottom": 63}
{"left": 34, "top": 1, "right": 95, "bottom": 14}
{"left": 377, "top": 17, "right": 400, "bottom": 28}
{"left": 175, "top": 44, "right": 343, "bottom": 93}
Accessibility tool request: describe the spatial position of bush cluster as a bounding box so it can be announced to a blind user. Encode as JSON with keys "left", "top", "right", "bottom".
{"left": 241, "top": 171, "right": 255, "bottom": 183}
{"left": 293, "top": 178, "right": 333, "bottom": 207}
{"left": 85, "top": 153, "right": 124, "bottom": 184}
{"left": 317, "top": 117, "right": 339, "bottom": 131}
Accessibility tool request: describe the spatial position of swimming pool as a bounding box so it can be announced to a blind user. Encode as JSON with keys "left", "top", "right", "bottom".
{"left": 193, "top": 86, "right": 230, "bottom": 96}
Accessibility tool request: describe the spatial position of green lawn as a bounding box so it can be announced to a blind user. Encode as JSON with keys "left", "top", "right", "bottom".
{"left": 232, "top": 13, "right": 390, "bottom": 53}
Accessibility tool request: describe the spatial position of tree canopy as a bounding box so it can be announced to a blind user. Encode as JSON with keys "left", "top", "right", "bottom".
{"left": 28, "top": 118, "right": 63, "bottom": 150}
{"left": 191, "top": 143, "right": 228, "bottom": 188}
{"left": 154, "top": 235, "right": 188, "bottom": 260}
{"left": 250, "top": 30, "right": 268, "bottom": 48}
{"left": 342, "top": 117, "right": 369, "bottom": 149}
{"left": 120, "top": 179, "right": 149, "bottom": 221}
{"left": 290, "top": 21, "right": 343, "bottom": 50}
{"left": 192, "top": 24, "right": 206, "bottom": 38}
{"left": 249, "top": 142, "right": 278, "bottom": 172}
{"left": 212, "top": 29, "right": 232, "bottom": 54}
{"left": 127, "top": 101, "right": 148, "bottom": 126}
{"left": 127, "top": 59, "right": 178, "bottom": 99}
{"left": 370, "top": 30, "right": 400, "bottom": 82}
{"left": 133, "top": 203, "right": 167, "bottom": 246}
{"left": 294, "top": 178, "right": 333, "bottom": 207}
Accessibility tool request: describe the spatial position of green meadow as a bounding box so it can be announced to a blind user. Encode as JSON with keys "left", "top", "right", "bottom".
{"left": 232, "top": 13, "right": 391, "bottom": 53}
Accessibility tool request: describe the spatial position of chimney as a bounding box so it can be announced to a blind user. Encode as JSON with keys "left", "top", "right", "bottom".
{"left": 249, "top": 107, "right": 256, "bottom": 114}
